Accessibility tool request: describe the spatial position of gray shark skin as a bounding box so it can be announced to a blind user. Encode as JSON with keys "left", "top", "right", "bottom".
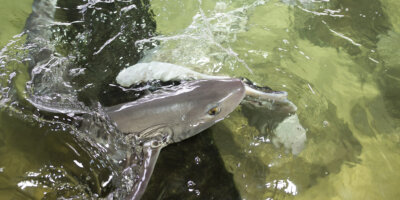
{"left": 105, "top": 78, "right": 245, "bottom": 200}
{"left": 106, "top": 79, "right": 245, "bottom": 143}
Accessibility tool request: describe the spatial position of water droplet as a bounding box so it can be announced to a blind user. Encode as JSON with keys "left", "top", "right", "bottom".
{"left": 323, "top": 120, "right": 329, "bottom": 127}
{"left": 194, "top": 156, "right": 201, "bottom": 165}
{"left": 187, "top": 180, "right": 196, "bottom": 187}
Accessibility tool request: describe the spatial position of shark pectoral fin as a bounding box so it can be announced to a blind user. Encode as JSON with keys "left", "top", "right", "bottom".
{"left": 112, "top": 127, "right": 172, "bottom": 200}
{"left": 127, "top": 141, "right": 162, "bottom": 200}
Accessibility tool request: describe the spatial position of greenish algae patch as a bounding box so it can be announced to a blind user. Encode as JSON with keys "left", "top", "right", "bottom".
{"left": 297, "top": 133, "right": 400, "bottom": 200}
{"left": 0, "top": 0, "right": 32, "bottom": 105}
{"left": 381, "top": 0, "right": 400, "bottom": 33}
{"left": 0, "top": 0, "right": 32, "bottom": 48}
{"left": 0, "top": 35, "right": 31, "bottom": 105}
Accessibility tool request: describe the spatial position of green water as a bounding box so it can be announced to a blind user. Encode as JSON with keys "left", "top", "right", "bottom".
{"left": 1, "top": 0, "right": 400, "bottom": 199}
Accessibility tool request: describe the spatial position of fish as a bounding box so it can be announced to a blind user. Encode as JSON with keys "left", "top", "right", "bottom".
{"left": 105, "top": 78, "right": 245, "bottom": 199}
{"left": 20, "top": 0, "right": 247, "bottom": 199}
{"left": 115, "top": 62, "right": 305, "bottom": 157}
{"left": 19, "top": 0, "right": 303, "bottom": 198}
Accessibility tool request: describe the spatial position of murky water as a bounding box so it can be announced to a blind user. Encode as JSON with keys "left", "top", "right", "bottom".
{"left": 1, "top": 0, "right": 400, "bottom": 199}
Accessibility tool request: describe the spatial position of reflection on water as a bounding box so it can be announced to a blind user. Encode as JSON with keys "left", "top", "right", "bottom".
{"left": 1, "top": 0, "right": 400, "bottom": 199}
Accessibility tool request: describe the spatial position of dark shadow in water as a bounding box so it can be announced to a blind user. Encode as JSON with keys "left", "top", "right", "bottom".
{"left": 351, "top": 103, "right": 375, "bottom": 137}
{"left": 53, "top": 0, "right": 158, "bottom": 106}
{"left": 142, "top": 129, "right": 241, "bottom": 200}
{"left": 294, "top": 0, "right": 391, "bottom": 57}
{"left": 351, "top": 95, "right": 399, "bottom": 136}
{"left": 376, "top": 31, "right": 400, "bottom": 119}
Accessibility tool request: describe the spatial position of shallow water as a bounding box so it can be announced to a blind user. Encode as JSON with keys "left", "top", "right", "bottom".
{"left": 1, "top": 0, "right": 400, "bottom": 199}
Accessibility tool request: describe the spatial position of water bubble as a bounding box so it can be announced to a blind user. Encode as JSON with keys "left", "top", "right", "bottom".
{"left": 187, "top": 180, "right": 196, "bottom": 187}
{"left": 323, "top": 120, "right": 329, "bottom": 127}
{"left": 194, "top": 156, "right": 201, "bottom": 165}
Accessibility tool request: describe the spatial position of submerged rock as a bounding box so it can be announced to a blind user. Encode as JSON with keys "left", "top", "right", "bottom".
{"left": 272, "top": 114, "right": 306, "bottom": 155}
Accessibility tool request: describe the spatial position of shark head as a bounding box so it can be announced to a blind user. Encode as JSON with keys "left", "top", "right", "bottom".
{"left": 169, "top": 78, "right": 246, "bottom": 143}
{"left": 106, "top": 78, "right": 246, "bottom": 144}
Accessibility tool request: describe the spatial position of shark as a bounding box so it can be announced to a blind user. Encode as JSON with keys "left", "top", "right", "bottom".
{"left": 104, "top": 78, "right": 245, "bottom": 199}
{"left": 19, "top": 1, "right": 247, "bottom": 199}
{"left": 15, "top": 0, "right": 305, "bottom": 198}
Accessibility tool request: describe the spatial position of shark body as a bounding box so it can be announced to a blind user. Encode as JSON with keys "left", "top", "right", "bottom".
{"left": 22, "top": 1, "right": 246, "bottom": 199}
{"left": 105, "top": 78, "right": 245, "bottom": 199}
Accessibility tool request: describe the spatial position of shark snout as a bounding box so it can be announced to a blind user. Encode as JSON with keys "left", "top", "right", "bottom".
{"left": 215, "top": 78, "right": 246, "bottom": 102}
{"left": 200, "top": 78, "right": 246, "bottom": 119}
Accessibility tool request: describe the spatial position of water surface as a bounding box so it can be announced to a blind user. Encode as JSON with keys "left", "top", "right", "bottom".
{"left": 1, "top": 0, "right": 400, "bottom": 199}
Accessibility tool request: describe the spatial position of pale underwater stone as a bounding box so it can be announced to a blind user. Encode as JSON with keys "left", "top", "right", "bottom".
{"left": 272, "top": 114, "right": 306, "bottom": 155}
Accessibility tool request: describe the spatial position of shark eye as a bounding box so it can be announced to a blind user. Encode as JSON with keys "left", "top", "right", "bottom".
{"left": 207, "top": 106, "right": 221, "bottom": 116}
